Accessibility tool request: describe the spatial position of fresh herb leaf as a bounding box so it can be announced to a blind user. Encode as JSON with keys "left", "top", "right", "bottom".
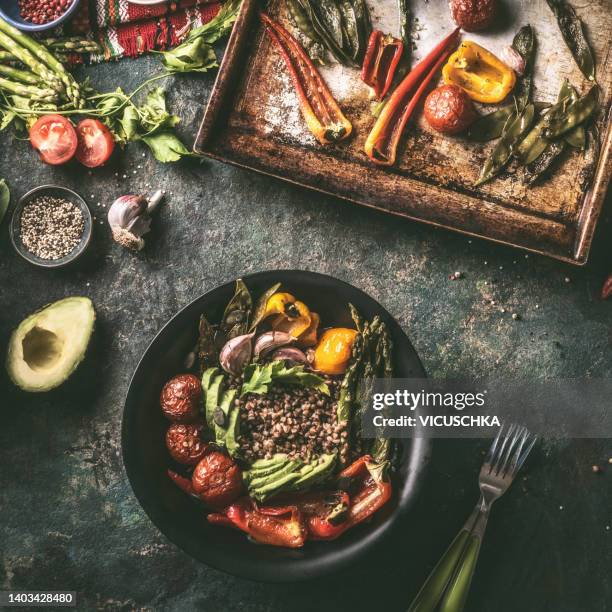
{"left": 118, "top": 105, "right": 139, "bottom": 141}
{"left": 0, "top": 179, "right": 9, "bottom": 225}
{"left": 241, "top": 361, "right": 329, "bottom": 396}
{"left": 161, "top": 38, "right": 218, "bottom": 74}
{"left": 141, "top": 131, "right": 192, "bottom": 163}
{"left": 159, "top": 0, "right": 242, "bottom": 73}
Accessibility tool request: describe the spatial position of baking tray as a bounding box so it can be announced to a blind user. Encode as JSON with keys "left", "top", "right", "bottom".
{"left": 195, "top": 0, "right": 612, "bottom": 265}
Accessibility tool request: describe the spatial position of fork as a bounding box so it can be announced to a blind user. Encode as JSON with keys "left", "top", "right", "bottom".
{"left": 407, "top": 423, "right": 538, "bottom": 612}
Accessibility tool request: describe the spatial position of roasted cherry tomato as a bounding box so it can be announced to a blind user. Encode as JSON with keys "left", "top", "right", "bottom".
{"left": 75, "top": 119, "right": 115, "bottom": 168}
{"left": 165, "top": 424, "right": 208, "bottom": 465}
{"left": 192, "top": 451, "right": 243, "bottom": 508}
{"left": 29, "top": 114, "right": 78, "bottom": 165}
{"left": 424, "top": 84, "right": 477, "bottom": 135}
{"left": 160, "top": 374, "right": 201, "bottom": 423}
{"left": 449, "top": 0, "right": 497, "bottom": 32}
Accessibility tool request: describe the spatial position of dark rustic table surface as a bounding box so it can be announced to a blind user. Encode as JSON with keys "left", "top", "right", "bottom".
{"left": 1, "top": 54, "right": 611, "bottom": 612}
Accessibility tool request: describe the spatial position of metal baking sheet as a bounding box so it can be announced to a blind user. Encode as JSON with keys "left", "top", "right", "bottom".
{"left": 195, "top": 0, "right": 612, "bottom": 265}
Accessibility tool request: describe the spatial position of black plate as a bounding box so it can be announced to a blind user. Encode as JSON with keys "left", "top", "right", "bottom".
{"left": 122, "top": 270, "right": 430, "bottom": 582}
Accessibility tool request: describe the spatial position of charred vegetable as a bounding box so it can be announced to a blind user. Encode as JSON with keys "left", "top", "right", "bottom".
{"left": 364, "top": 27, "right": 461, "bottom": 165}
{"left": 361, "top": 31, "right": 404, "bottom": 100}
{"left": 221, "top": 279, "right": 252, "bottom": 340}
{"left": 261, "top": 12, "right": 352, "bottom": 145}
{"left": 289, "top": 0, "right": 372, "bottom": 65}
{"left": 546, "top": 0, "right": 595, "bottom": 82}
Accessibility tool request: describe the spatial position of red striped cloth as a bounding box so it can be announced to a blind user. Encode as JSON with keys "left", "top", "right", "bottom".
{"left": 63, "top": 0, "right": 220, "bottom": 61}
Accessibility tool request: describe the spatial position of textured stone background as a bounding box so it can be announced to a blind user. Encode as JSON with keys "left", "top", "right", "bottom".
{"left": 0, "top": 55, "right": 611, "bottom": 611}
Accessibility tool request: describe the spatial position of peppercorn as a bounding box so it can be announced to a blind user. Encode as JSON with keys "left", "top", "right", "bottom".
{"left": 19, "top": 0, "right": 73, "bottom": 24}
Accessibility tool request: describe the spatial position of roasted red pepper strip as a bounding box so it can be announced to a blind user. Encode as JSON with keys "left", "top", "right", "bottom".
{"left": 212, "top": 497, "right": 307, "bottom": 548}
{"left": 346, "top": 461, "right": 392, "bottom": 526}
{"left": 361, "top": 31, "right": 404, "bottom": 100}
{"left": 271, "top": 490, "right": 351, "bottom": 540}
{"left": 167, "top": 469, "right": 197, "bottom": 497}
{"left": 260, "top": 12, "right": 352, "bottom": 145}
{"left": 364, "top": 28, "right": 461, "bottom": 165}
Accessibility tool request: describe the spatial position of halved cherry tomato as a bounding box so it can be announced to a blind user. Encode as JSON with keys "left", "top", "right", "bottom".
{"left": 75, "top": 119, "right": 115, "bottom": 168}
{"left": 29, "top": 114, "right": 78, "bottom": 165}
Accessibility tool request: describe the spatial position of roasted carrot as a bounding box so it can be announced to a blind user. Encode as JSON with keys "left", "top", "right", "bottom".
{"left": 261, "top": 12, "right": 352, "bottom": 145}
{"left": 364, "top": 27, "right": 461, "bottom": 165}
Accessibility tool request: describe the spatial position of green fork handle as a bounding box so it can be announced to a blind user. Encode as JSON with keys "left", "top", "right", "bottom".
{"left": 407, "top": 501, "right": 489, "bottom": 612}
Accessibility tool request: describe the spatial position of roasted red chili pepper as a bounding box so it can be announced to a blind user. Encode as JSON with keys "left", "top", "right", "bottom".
{"left": 210, "top": 497, "right": 307, "bottom": 548}
{"left": 364, "top": 27, "right": 461, "bottom": 165}
{"left": 338, "top": 455, "right": 392, "bottom": 526}
{"left": 361, "top": 31, "right": 404, "bottom": 100}
{"left": 260, "top": 12, "right": 352, "bottom": 145}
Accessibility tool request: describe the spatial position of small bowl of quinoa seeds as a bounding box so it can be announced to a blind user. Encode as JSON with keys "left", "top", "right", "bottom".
{"left": 10, "top": 185, "right": 92, "bottom": 268}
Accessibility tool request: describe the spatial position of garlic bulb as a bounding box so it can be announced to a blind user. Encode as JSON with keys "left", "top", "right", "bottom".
{"left": 107, "top": 190, "right": 164, "bottom": 251}
{"left": 270, "top": 347, "right": 308, "bottom": 364}
{"left": 220, "top": 332, "right": 255, "bottom": 375}
{"left": 253, "top": 331, "right": 294, "bottom": 358}
{"left": 500, "top": 46, "right": 526, "bottom": 76}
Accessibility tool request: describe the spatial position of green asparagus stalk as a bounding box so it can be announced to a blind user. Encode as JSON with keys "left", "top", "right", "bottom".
{"left": 0, "top": 63, "right": 39, "bottom": 85}
{"left": 0, "top": 76, "right": 56, "bottom": 102}
{"left": 0, "top": 50, "right": 17, "bottom": 62}
{"left": 0, "top": 17, "right": 83, "bottom": 107}
{"left": 0, "top": 30, "right": 63, "bottom": 94}
{"left": 45, "top": 39, "right": 102, "bottom": 54}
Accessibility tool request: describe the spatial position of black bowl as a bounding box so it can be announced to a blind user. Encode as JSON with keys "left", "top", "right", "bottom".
{"left": 122, "top": 270, "right": 430, "bottom": 582}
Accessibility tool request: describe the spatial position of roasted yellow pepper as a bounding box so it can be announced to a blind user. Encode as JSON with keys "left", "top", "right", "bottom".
{"left": 313, "top": 328, "right": 358, "bottom": 376}
{"left": 297, "top": 312, "right": 320, "bottom": 347}
{"left": 263, "top": 293, "right": 299, "bottom": 318}
{"left": 271, "top": 301, "right": 312, "bottom": 338}
{"left": 442, "top": 41, "right": 516, "bottom": 104}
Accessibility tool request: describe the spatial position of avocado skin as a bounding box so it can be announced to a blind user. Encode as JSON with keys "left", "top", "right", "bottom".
{"left": 205, "top": 373, "right": 225, "bottom": 429}
{"left": 6, "top": 296, "right": 96, "bottom": 393}
{"left": 214, "top": 388, "right": 237, "bottom": 446}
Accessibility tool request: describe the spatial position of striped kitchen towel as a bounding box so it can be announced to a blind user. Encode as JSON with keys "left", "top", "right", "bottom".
{"left": 64, "top": 0, "right": 220, "bottom": 61}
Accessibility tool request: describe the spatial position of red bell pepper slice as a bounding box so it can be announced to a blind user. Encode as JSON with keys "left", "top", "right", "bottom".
{"left": 167, "top": 469, "right": 197, "bottom": 497}
{"left": 210, "top": 497, "right": 307, "bottom": 548}
{"left": 337, "top": 455, "right": 392, "bottom": 526}
{"left": 271, "top": 490, "right": 351, "bottom": 540}
{"left": 361, "top": 31, "right": 404, "bottom": 100}
{"left": 364, "top": 27, "right": 461, "bottom": 165}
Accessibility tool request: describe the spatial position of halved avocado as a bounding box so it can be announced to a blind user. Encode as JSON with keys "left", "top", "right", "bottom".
{"left": 7, "top": 297, "right": 95, "bottom": 392}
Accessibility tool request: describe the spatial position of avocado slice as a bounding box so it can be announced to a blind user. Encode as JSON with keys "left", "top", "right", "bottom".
{"left": 292, "top": 453, "right": 337, "bottom": 490}
{"left": 250, "top": 470, "right": 302, "bottom": 502}
{"left": 214, "top": 388, "right": 237, "bottom": 445}
{"left": 7, "top": 297, "right": 95, "bottom": 392}
{"left": 205, "top": 373, "right": 225, "bottom": 429}
{"left": 243, "top": 456, "right": 291, "bottom": 483}
{"left": 248, "top": 460, "right": 302, "bottom": 489}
